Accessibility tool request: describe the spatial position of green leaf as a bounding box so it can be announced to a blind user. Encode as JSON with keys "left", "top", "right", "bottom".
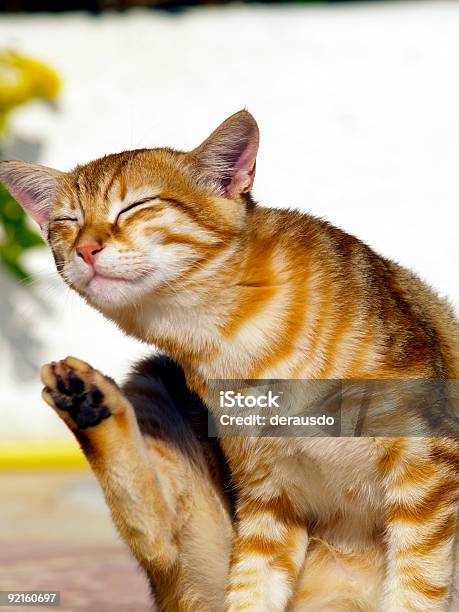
{"left": 0, "top": 182, "right": 44, "bottom": 281}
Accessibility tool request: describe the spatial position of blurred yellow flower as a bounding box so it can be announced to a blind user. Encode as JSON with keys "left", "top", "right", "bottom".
{"left": 0, "top": 50, "right": 61, "bottom": 133}
{"left": 0, "top": 51, "right": 60, "bottom": 279}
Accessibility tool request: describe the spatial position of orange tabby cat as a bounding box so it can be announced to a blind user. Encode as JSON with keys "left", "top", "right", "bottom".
{"left": 1, "top": 110, "right": 458, "bottom": 611}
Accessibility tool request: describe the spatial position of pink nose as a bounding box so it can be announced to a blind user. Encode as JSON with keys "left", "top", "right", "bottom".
{"left": 76, "top": 242, "right": 104, "bottom": 266}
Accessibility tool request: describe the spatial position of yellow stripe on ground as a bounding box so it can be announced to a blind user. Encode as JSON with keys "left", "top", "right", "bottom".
{"left": 0, "top": 441, "right": 88, "bottom": 469}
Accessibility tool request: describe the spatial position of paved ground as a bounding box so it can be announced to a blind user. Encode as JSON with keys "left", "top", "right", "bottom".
{"left": 0, "top": 470, "right": 152, "bottom": 611}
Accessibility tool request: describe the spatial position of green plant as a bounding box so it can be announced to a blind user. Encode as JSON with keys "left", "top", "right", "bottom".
{"left": 0, "top": 50, "right": 60, "bottom": 281}
{"left": 0, "top": 181, "right": 45, "bottom": 281}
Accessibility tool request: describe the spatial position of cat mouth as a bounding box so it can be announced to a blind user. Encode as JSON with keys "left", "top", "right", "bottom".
{"left": 77, "top": 268, "right": 154, "bottom": 296}
{"left": 86, "top": 271, "right": 138, "bottom": 286}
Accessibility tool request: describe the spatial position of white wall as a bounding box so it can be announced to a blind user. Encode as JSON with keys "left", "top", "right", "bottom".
{"left": 1, "top": 2, "right": 458, "bottom": 439}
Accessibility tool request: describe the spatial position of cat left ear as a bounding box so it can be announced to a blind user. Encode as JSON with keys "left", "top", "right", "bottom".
{"left": 189, "top": 110, "right": 259, "bottom": 199}
{"left": 0, "top": 160, "right": 64, "bottom": 236}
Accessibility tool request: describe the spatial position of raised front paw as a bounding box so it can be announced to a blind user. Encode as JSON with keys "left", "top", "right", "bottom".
{"left": 41, "top": 356, "right": 120, "bottom": 430}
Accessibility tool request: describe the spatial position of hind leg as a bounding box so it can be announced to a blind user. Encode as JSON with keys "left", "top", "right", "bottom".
{"left": 379, "top": 438, "right": 458, "bottom": 612}
{"left": 41, "top": 356, "right": 232, "bottom": 611}
{"left": 288, "top": 539, "right": 384, "bottom": 611}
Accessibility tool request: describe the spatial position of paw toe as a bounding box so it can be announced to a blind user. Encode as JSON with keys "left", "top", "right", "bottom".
{"left": 67, "top": 370, "right": 86, "bottom": 395}
{"left": 88, "top": 385, "right": 104, "bottom": 405}
{"left": 55, "top": 374, "right": 70, "bottom": 395}
{"left": 63, "top": 356, "right": 92, "bottom": 375}
{"left": 40, "top": 363, "right": 57, "bottom": 389}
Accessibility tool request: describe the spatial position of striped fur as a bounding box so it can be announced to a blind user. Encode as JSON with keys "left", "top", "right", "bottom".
{"left": 2, "top": 110, "right": 458, "bottom": 610}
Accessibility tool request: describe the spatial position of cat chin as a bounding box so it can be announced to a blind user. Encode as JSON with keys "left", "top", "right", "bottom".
{"left": 78, "top": 273, "right": 164, "bottom": 311}
{"left": 79, "top": 275, "right": 148, "bottom": 309}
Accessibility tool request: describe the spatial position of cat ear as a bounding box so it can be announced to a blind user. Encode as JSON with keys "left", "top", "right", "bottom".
{"left": 189, "top": 110, "right": 259, "bottom": 198}
{"left": 0, "top": 160, "right": 64, "bottom": 236}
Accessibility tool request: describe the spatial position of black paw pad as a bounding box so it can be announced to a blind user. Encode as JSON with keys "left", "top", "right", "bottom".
{"left": 53, "top": 395, "right": 74, "bottom": 411}
{"left": 56, "top": 374, "right": 70, "bottom": 395}
{"left": 72, "top": 404, "right": 111, "bottom": 430}
{"left": 68, "top": 371, "right": 86, "bottom": 395}
{"left": 55, "top": 371, "right": 85, "bottom": 396}
{"left": 52, "top": 372, "right": 112, "bottom": 430}
{"left": 88, "top": 385, "right": 104, "bottom": 405}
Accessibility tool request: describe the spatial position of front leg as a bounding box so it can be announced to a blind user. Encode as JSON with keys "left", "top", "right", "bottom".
{"left": 40, "top": 356, "right": 235, "bottom": 611}
{"left": 225, "top": 494, "right": 308, "bottom": 612}
{"left": 380, "top": 438, "right": 459, "bottom": 612}
{"left": 40, "top": 357, "right": 182, "bottom": 579}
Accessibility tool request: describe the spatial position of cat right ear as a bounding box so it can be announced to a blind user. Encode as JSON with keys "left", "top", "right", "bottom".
{"left": 0, "top": 160, "right": 64, "bottom": 237}
{"left": 189, "top": 110, "right": 260, "bottom": 199}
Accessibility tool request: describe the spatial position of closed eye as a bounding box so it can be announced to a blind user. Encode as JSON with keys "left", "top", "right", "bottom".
{"left": 117, "top": 197, "right": 159, "bottom": 221}
{"left": 53, "top": 217, "right": 78, "bottom": 222}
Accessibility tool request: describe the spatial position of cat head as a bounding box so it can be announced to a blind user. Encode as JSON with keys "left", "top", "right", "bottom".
{"left": 0, "top": 110, "right": 259, "bottom": 312}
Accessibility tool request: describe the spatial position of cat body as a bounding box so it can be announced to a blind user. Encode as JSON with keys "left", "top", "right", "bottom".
{"left": 1, "top": 111, "right": 458, "bottom": 611}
